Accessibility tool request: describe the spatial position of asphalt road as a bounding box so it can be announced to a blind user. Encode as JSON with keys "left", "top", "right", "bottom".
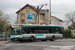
{"left": 7, "top": 39, "right": 75, "bottom": 46}
{"left": 0, "top": 39, "right": 75, "bottom": 50}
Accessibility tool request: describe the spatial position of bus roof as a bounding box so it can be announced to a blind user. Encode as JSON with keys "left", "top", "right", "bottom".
{"left": 22, "top": 24, "right": 62, "bottom": 27}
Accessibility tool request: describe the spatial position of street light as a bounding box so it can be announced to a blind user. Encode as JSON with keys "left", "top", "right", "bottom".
{"left": 34, "top": 4, "right": 47, "bottom": 24}
{"left": 49, "top": 0, "right": 51, "bottom": 24}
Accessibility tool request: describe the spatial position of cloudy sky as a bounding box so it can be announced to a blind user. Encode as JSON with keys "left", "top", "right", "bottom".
{"left": 0, "top": 0, "right": 75, "bottom": 23}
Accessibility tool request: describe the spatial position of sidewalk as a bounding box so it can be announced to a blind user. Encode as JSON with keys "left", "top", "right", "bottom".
{"left": 0, "top": 41, "right": 10, "bottom": 46}
{"left": 44, "top": 46, "right": 75, "bottom": 50}
{"left": 56, "top": 38, "right": 75, "bottom": 42}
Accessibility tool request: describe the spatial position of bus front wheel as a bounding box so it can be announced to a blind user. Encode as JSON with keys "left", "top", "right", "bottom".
{"left": 30, "top": 37, "right": 34, "bottom": 42}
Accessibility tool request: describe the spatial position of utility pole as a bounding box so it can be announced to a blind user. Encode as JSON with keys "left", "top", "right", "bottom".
{"left": 49, "top": 0, "right": 51, "bottom": 24}
{"left": 34, "top": 4, "right": 47, "bottom": 24}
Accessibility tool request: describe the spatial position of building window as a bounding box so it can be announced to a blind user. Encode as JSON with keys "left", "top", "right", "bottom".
{"left": 21, "top": 14, "right": 24, "bottom": 22}
{"left": 27, "top": 8, "right": 29, "bottom": 12}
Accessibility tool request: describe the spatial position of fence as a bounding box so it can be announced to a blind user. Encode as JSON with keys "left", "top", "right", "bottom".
{"left": 62, "top": 30, "right": 75, "bottom": 39}
{"left": 0, "top": 31, "right": 11, "bottom": 41}
{"left": 0, "top": 32, "right": 11, "bottom": 37}
{"left": 62, "top": 30, "right": 71, "bottom": 38}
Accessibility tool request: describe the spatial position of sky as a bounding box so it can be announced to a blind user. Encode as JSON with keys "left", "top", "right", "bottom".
{"left": 0, "top": 0, "right": 75, "bottom": 24}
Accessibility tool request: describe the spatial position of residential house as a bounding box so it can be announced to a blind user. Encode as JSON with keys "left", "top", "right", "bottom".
{"left": 16, "top": 4, "right": 49, "bottom": 25}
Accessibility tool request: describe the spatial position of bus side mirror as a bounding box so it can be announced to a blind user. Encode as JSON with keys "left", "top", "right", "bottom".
{"left": 7, "top": 26, "right": 11, "bottom": 31}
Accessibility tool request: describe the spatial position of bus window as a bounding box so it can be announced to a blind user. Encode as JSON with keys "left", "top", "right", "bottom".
{"left": 11, "top": 27, "right": 21, "bottom": 35}
{"left": 36, "top": 27, "right": 49, "bottom": 33}
{"left": 35, "top": 30, "right": 42, "bottom": 33}
{"left": 55, "top": 27, "right": 62, "bottom": 34}
{"left": 55, "top": 27, "right": 59, "bottom": 33}
{"left": 23, "top": 27, "right": 30, "bottom": 34}
{"left": 42, "top": 30, "right": 49, "bottom": 33}
{"left": 30, "top": 27, "right": 49, "bottom": 34}
{"left": 30, "top": 27, "right": 36, "bottom": 33}
{"left": 49, "top": 27, "right": 55, "bottom": 33}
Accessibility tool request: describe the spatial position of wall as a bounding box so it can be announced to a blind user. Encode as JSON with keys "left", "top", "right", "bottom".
{"left": 51, "top": 17, "right": 61, "bottom": 25}
{"left": 17, "top": 6, "right": 37, "bottom": 24}
{"left": 17, "top": 6, "right": 49, "bottom": 25}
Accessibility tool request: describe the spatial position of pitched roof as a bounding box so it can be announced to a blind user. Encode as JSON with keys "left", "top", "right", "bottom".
{"left": 16, "top": 4, "right": 49, "bottom": 13}
{"left": 16, "top": 4, "right": 37, "bottom": 13}
{"left": 51, "top": 16, "right": 63, "bottom": 22}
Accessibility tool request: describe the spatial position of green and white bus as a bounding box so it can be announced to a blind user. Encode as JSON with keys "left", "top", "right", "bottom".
{"left": 7, "top": 24, "right": 63, "bottom": 42}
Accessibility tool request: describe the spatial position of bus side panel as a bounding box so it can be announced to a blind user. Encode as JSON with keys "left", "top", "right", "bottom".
{"left": 21, "top": 34, "right": 63, "bottom": 40}
{"left": 22, "top": 34, "right": 36, "bottom": 40}
{"left": 46, "top": 34, "right": 53, "bottom": 39}
{"left": 46, "top": 34, "right": 63, "bottom": 39}
{"left": 54, "top": 34, "right": 63, "bottom": 39}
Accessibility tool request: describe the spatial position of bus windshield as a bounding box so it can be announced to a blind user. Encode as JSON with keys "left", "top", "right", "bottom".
{"left": 11, "top": 27, "right": 21, "bottom": 35}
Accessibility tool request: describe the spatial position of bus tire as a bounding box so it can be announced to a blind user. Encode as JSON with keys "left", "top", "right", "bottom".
{"left": 50, "top": 36, "right": 56, "bottom": 41}
{"left": 20, "top": 40, "right": 23, "bottom": 42}
{"left": 30, "top": 37, "right": 34, "bottom": 42}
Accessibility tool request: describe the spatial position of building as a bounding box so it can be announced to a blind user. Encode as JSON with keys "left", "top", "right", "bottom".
{"left": 16, "top": 4, "right": 49, "bottom": 25}
{"left": 16, "top": 4, "right": 63, "bottom": 25}
{"left": 61, "top": 21, "right": 68, "bottom": 29}
{"left": 51, "top": 16, "right": 63, "bottom": 25}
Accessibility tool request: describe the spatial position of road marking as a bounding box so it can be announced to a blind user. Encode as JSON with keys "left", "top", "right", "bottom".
{"left": 44, "top": 46, "right": 73, "bottom": 50}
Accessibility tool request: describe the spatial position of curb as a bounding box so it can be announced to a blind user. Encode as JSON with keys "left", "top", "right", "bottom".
{"left": 0, "top": 41, "right": 11, "bottom": 47}
{"left": 4, "top": 41, "right": 11, "bottom": 44}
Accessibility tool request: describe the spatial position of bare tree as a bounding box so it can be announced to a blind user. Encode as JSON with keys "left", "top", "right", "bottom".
{"left": 65, "top": 11, "right": 75, "bottom": 29}
{"left": 0, "top": 10, "right": 3, "bottom": 16}
{"left": 0, "top": 10, "right": 11, "bottom": 32}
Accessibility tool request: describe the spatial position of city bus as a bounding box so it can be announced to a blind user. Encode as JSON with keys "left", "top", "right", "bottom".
{"left": 7, "top": 24, "right": 63, "bottom": 42}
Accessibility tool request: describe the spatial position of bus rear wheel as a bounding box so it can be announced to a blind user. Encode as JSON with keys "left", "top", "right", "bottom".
{"left": 30, "top": 37, "right": 34, "bottom": 42}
